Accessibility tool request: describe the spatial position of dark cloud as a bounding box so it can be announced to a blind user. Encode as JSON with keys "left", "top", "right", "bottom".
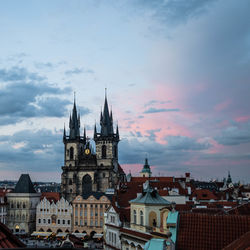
{"left": 65, "top": 67, "right": 94, "bottom": 76}
{"left": 0, "top": 66, "right": 74, "bottom": 125}
{"left": 144, "top": 107, "right": 180, "bottom": 114}
{"left": 214, "top": 123, "right": 250, "bottom": 145}
{"left": 165, "top": 135, "right": 210, "bottom": 150}
{"left": 0, "top": 66, "right": 45, "bottom": 82}
{"left": 119, "top": 135, "right": 210, "bottom": 169}
{"left": 0, "top": 129, "right": 63, "bottom": 172}
{"left": 146, "top": 129, "right": 161, "bottom": 141}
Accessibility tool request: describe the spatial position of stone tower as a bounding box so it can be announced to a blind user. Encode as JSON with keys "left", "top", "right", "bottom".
{"left": 61, "top": 94, "right": 125, "bottom": 203}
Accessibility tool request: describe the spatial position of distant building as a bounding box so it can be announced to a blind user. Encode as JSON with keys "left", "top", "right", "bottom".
{"left": 72, "top": 192, "right": 112, "bottom": 235}
{"left": 0, "top": 188, "right": 8, "bottom": 224}
{"left": 36, "top": 196, "right": 72, "bottom": 234}
{"left": 140, "top": 158, "right": 152, "bottom": 178}
{"left": 6, "top": 174, "right": 41, "bottom": 234}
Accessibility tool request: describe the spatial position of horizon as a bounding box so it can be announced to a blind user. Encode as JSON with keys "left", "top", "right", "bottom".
{"left": 0, "top": 0, "right": 250, "bottom": 183}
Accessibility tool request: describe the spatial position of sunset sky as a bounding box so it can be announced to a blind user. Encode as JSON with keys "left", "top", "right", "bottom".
{"left": 0, "top": 0, "right": 249, "bottom": 183}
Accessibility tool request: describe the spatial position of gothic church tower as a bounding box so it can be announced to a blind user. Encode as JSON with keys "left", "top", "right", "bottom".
{"left": 61, "top": 94, "right": 125, "bottom": 203}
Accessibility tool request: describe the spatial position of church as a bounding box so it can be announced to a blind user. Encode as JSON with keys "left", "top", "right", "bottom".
{"left": 60, "top": 94, "right": 126, "bottom": 202}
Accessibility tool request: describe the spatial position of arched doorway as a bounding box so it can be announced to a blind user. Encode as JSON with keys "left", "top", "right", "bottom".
{"left": 15, "top": 225, "right": 20, "bottom": 233}
{"left": 90, "top": 231, "right": 96, "bottom": 238}
{"left": 82, "top": 174, "right": 92, "bottom": 195}
{"left": 47, "top": 229, "right": 52, "bottom": 232}
{"left": 57, "top": 229, "right": 62, "bottom": 233}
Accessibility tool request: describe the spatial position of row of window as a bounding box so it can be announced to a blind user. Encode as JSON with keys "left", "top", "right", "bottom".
{"left": 75, "top": 219, "right": 103, "bottom": 227}
{"left": 38, "top": 218, "right": 70, "bottom": 225}
{"left": 39, "top": 209, "right": 68, "bottom": 213}
{"left": 75, "top": 204, "right": 108, "bottom": 208}
{"left": 75, "top": 208, "right": 104, "bottom": 217}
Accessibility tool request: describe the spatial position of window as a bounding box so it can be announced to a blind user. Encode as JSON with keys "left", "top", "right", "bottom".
{"left": 75, "top": 208, "right": 78, "bottom": 216}
{"left": 58, "top": 219, "right": 60, "bottom": 224}
{"left": 65, "top": 209, "right": 68, "bottom": 212}
{"left": 43, "top": 219, "right": 46, "bottom": 223}
{"left": 100, "top": 211, "right": 103, "bottom": 216}
{"left": 100, "top": 220, "right": 103, "bottom": 227}
{"left": 84, "top": 220, "right": 87, "bottom": 226}
{"left": 68, "top": 220, "right": 70, "bottom": 225}
{"left": 91, "top": 210, "right": 93, "bottom": 216}
{"left": 90, "top": 220, "right": 93, "bottom": 226}
{"left": 95, "top": 220, "right": 98, "bottom": 226}
{"left": 63, "top": 220, "right": 65, "bottom": 224}
{"left": 133, "top": 210, "right": 137, "bottom": 224}
{"left": 75, "top": 221, "right": 78, "bottom": 226}
{"left": 102, "top": 145, "right": 106, "bottom": 159}
{"left": 100, "top": 205, "right": 103, "bottom": 208}
{"left": 84, "top": 210, "right": 87, "bottom": 216}
{"left": 80, "top": 209, "right": 83, "bottom": 216}
{"left": 70, "top": 147, "right": 74, "bottom": 160}
{"left": 84, "top": 204, "right": 87, "bottom": 208}
{"left": 140, "top": 211, "right": 144, "bottom": 226}
{"left": 38, "top": 219, "right": 41, "bottom": 224}
{"left": 95, "top": 204, "right": 98, "bottom": 208}
{"left": 80, "top": 219, "right": 83, "bottom": 226}
{"left": 48, "top": 219, "right": 51, "bottom": 224}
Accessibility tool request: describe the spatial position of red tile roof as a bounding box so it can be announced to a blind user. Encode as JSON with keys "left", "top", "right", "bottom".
{"left": 226, "top": 203, "right": 250, "bottom": 215}
{"left": 177, "top": 212, "right": 250, "bottom": 250}
{"left": 41, "top": 192, "right": 60, "bottom": 203}
{"left": 190, "top": 189, "right": 218, "bottom": 201}
{"left": 222, "top": 231, "right": 250, "bottom": 250}
{"left": 0, "top": 222, "right": 26, "bottom": 248}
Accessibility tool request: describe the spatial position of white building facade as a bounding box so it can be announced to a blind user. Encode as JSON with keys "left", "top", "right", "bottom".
{"left": 36, "top": 197, "right": 72, "bottom": 233}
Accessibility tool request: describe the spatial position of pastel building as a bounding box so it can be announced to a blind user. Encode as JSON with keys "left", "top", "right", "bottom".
{"left": 36, "top": 196, "right": 72, "bottom": 233}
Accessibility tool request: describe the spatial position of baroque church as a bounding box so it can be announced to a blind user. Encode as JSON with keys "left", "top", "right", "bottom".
{"left": 61, "top": 94, "right": 126, "bottom": 202}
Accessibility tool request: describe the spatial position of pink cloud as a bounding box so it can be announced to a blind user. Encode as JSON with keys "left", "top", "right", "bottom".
{"left": 235, "top": 115, "right": 250, "bottom": 123}
{"left": 214, "top": 100, "right": 231, "bottom": 112}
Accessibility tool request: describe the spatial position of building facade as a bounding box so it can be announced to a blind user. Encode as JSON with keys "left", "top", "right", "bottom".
{"left": 6, "top": 174, "right": 41, "bottom": 234}
{"left": 61, "top": 95, "right": 125, "bottom": 202}
{"left": 0, "top": 189, "right": 8, "bottom": 224}
{"left": 36, "top": 196, "right": 72, "bottom": 233}
{"left": 72, "top": 192, "right": 112, "bottom": 235}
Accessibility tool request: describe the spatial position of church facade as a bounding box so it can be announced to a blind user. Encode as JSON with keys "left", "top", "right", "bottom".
{"left": 61, "top": 95, "right": 126, "bottom": 202}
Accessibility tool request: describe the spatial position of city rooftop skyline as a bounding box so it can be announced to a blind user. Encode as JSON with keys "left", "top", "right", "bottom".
{"left": 0, "top": 0, "right": 249, "bottom": 183}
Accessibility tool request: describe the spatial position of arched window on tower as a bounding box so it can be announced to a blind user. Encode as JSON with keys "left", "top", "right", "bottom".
{"left": 140, "top": 211, "right": 144, "bottom": 226}
{"left": 70, "top": 147, "right": 74, "bottom": 160}
{"left": 102, "top": 145, "right": 106, "bottom": 159}
{"left": 133, "top": 210, "right": 137, "bottom": 224}
{"left": 82, "top": 174, "right": 92, "bottom": 195}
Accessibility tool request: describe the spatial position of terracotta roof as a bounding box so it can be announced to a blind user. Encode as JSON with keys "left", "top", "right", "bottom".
{"left": 223, "top": 231, "right": 250, "bottom": 250}
{"left": 177, "top": 212, "right": 250, "bottom": 250}
{"left": 41, "top": 192, "right": 60, "bottom": 203}
{"left": 0, "top": 222, "right": 26, "bottom": 248}
{"left": 190, "top": 189, "right": 218, "bottom": 201}
{"left": 226, "top": 203, "right": 250, "bottom": 215}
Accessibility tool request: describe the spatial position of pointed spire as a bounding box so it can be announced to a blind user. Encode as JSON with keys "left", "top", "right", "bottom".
{"left": 63, "top": 123, "right": 66, "bottom": 138}
{"left": 116, "top": 123, "right": 119, "bottom": 140}
{"left": 94, "top": 123, "right": 97, "bottom": 139}
{"left": 69, "top": 94, "right": 80, "bottom": 139}
{"left": 100, "top": 89, "right": 114, "bottom": 136}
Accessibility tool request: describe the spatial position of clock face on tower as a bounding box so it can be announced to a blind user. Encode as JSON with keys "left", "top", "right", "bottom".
{"left": 85, "top": 148, "right": 90, "bottom": 155}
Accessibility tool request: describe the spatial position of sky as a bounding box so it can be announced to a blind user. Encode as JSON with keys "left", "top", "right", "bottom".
{"left": 0, "top": 0, "right": 249, "bottom": 183}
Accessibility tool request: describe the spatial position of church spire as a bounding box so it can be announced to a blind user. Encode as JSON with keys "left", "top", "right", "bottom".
{"left": 116, "top": 123, "right": 119, "bottom": 140}
{"left": 69, "top": 95, "right": 80, "bottom": 139}
{"left": 94, "top": 123, "right": 97, "bottom": 139}
{"left": 100, "top": 90, "right": 113, "bottom": 137}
